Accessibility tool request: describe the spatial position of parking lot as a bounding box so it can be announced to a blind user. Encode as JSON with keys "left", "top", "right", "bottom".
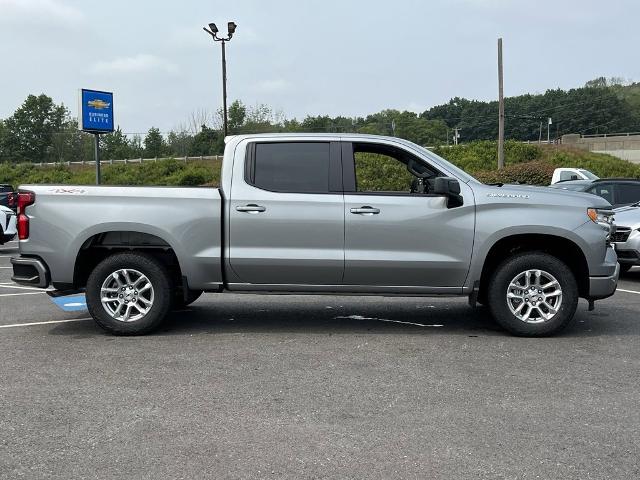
{"left": 1, "top": 241, "right": 639, "bottom": 479}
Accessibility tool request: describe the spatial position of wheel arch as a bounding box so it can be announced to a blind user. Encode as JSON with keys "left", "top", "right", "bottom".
{"left": 477, "top": 233, "right": 590, "bottom": 300}
{"left": 73, "top": 229, "right": 184, "bottom": 290}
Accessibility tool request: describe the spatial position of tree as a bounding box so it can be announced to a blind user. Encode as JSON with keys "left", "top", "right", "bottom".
{"left": 1, "top": 94, "right": 68, "bottom": 162}
{"left": 101, "top": 127, "right": 134, "bottom": 160}
{"left": 167, "top": 130, "right": 193, "bottom": 157}
{"left": 143, "top": 127, "right": 166, "bottom": 157}
{"left": 227, "top": 100, "right": 246, "bottom": 133}
{"left": 189, "top": 125, "right": 224, "bottom": 155}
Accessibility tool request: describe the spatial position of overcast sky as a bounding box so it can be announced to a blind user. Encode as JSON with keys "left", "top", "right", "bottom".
{"left": 1, "top": 0, "right": 638, "bottom": 133}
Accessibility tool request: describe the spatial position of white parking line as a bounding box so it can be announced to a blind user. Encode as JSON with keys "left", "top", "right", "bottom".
{"left": 0, "top": 318, "right": 92, "bottom": 329}
{"left": 0, "top": 291, "right": 44, "bottom": 297}
{"left": 335, "top": 315, "right": 443, "bottom": 327}
{"left": 0, "top": 284, "right": 50, "bottom": 291}
{"left": 618, "top": 288, "right": 640, "bottom": 295}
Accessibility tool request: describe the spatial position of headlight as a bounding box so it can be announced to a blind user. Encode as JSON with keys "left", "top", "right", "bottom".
{"left": 587, "top": 208, "right": 615, "bottom": 239}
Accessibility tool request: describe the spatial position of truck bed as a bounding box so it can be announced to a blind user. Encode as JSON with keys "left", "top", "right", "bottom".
{"left": 17, "top": 185, "right": 223, "bottom": 290}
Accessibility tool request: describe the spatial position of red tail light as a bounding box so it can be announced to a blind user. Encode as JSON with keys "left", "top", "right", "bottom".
{"left": 7, "top": 192, "right": 16, "bottom": 208}
{"left": 17, "top": 191, "right": 35, "bottom": 240}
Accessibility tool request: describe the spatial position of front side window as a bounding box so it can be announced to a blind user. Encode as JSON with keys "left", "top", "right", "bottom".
{"left": 352, "top": 143, "right": 438, "bottom": 194}
{"left": 249, "top": 142, "right": 331, "bottom": 193}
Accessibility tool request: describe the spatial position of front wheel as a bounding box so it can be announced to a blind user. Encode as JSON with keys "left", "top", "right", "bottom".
{"left": 86, "top": 252, "right": 172, "bottom": 335}
{"left": 487, "top": 252, "right": 578, "bottom": 336}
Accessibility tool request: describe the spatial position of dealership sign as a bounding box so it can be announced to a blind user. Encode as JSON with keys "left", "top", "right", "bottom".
{"left": 78, "top": 89, "right": 114, "bottom": 133}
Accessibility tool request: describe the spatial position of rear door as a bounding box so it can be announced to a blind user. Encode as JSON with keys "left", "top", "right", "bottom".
{"left": 228, "top": 141, "right": 344, "bottom": 286}
{"left": 341, "top": 141, "right": 475, "bottom": 289}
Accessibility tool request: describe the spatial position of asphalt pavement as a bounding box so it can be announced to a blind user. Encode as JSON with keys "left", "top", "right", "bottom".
{"left": 1, "top": 241, "right": 639, "bottom": 479}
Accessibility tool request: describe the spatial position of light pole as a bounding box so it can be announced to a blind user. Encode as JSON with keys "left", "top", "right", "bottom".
{"left": 203, "top": 21, "right": 237, "bottom": 137}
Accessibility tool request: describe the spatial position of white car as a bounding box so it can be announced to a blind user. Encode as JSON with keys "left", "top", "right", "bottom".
{"left": 551, "top": 168, "right": 599, "bottom": 184}
{"left": 612, "top": 204, "right": 640, "bottom": 274}
{"left": 1, "top": 205, "right": 17, "bottom": 245}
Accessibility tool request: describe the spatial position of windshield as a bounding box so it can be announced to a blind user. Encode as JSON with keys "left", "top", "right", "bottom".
{"left": 579, "top": 170, "right": 599, "bottom": 180}
{"left": 413, "top": 145, "right": 477, "bottom": 183}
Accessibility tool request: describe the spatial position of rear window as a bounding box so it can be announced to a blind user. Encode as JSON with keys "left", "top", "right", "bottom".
{"left": 0, "top": 185, "right": 13, "bottom": 192}
{"left": 249, "top": 142, "right": 331, "bottom": 193}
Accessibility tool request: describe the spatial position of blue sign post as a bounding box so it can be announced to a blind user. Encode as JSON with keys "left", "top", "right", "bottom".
{"left": 78, "top": 89, "right": 114, "bottom": 184}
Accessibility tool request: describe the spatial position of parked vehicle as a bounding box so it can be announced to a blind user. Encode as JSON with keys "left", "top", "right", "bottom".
{"left": 11, "top": 134, "right": 618, "bottom": 337}
{"left": 0, "top": 205, "right": 17, "bottom": 245}
{"left": 551, "top": 168, "right": 598, "bottom": 184}
{"left": 611, "top": 204, "right": 640, "bottom": 274}
{"left": 549, "top": 178, "right": 640, "bottom": 209}
{"left": 0, "top": 184, "right": 16, "bottom": 211}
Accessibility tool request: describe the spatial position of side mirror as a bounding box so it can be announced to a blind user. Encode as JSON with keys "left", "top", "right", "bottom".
{"left": 434, "top": 176, "right": 463, "bottom": 208}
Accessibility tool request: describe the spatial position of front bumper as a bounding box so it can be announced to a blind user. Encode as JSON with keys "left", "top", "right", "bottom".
{"left": 11, "top": 256, "right": 50, "bottom": 288}
{"left": 588, "top": 246, "right": 619, "bottom": 300}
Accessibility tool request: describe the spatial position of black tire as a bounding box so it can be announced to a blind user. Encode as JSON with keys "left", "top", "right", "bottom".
{"left": 86, "top": 252, "right": 172, "bottom": 335}
{"left": 173, "top": 289, "right": 203, "bottom": 309}
{"left": 487, "top": 252, "right": 578, "bottom": 337}
{"left": 619, "top": 264, "right": 632, "bottom": 275}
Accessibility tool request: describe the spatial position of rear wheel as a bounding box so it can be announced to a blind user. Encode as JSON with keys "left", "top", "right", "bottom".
{"left": 487, "top": 252, "right": 578, "bottom": 336}
{"left": 86, "top": 252, "right": 172, "bottom": 335}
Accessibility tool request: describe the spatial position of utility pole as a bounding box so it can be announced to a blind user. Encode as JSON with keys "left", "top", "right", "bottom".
{"left": 547, "top": 117, "right": 552, "bottom": 144}
{"left": 497, "top": 38, "right": 505, "bottom": 169}
{"left": 453, "top": 127, "right": 460, "bottom": 145}
{"left": 538, "top": 121, "right": 543, "bottom": 143}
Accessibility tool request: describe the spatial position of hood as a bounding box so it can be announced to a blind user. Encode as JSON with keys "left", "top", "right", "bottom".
{"left": 613, "top": 205, "right": 640, "bottom": 228}
{"left": 476, "top": 183, "right": 612, "bottom": 209}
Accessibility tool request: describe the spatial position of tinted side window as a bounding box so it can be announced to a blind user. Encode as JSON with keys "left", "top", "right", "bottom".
{"left": 560, "top": 171, "right": 578, "bottom": 181}
{"left": 251, "top": 142, "right": 330, "bottom": 193}
{"left": 617, "top": 184, "right": 640, "bottom": 205}
{"left": 588, "top": 184, "right": 614, "bottom": 204}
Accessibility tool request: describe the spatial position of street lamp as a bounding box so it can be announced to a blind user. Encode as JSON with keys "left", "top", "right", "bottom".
{"left": 203, "top": 21, "right": 237, "bottom": 137}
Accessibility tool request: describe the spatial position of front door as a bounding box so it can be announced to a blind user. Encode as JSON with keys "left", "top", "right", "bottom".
{"left": 228, "top": 140, "right": 344, "bottom": 285}
{"left": 342, "top": 141, "right": 475, "bottom": 288}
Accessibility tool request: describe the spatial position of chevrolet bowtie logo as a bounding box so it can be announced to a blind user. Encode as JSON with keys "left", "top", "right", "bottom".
{"left": 87, "top": 99, "right": 110, "bottom": 110}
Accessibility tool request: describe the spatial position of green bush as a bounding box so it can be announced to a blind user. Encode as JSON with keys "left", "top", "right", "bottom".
{"left": 474, "top": 161, "right": 556, "bottom": 185}
{"left": 433, "top": 140, "right": 541, "bottom": 174}
{"left": 1, "top": 144, "right": 638, "bottom": 191}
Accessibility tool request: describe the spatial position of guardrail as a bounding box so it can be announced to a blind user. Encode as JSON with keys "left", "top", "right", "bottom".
{"left": 26, "top": 155, "right": 223, "bottom": 167}
{"left": 581, "top": 132, "right": 640, "bottom": 138}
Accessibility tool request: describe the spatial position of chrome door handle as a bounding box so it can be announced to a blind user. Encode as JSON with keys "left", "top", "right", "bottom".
{"left": 350, "top": 206, "right": 380, "bottom": 215}
{"left": 236, "top": 204, "right": 266, "bottom": 213}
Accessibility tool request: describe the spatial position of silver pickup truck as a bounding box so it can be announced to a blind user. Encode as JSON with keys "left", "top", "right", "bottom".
{"left": 11, "top": 133, "right": 619, "bottom": 336}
